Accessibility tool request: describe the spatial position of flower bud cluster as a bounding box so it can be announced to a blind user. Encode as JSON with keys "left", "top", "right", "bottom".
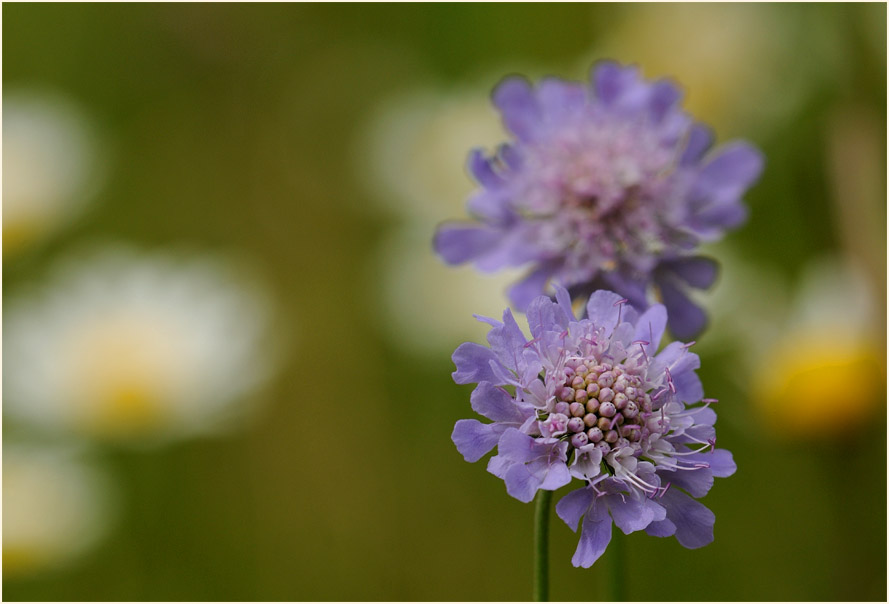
{"left": 540, "top": 357, "right": 656, "bottom": 457}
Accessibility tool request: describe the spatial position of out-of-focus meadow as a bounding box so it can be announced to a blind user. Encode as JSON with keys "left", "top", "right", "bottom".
{"left": 2, "top": 4, "right": 886, "bottom": 601}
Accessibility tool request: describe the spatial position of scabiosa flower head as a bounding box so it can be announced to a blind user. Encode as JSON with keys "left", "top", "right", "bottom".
{"left": 451, "top": 287, "right": 735, "bottom": 567}
{"left": 435, "top": 61, "right": 764, "bottom": 339}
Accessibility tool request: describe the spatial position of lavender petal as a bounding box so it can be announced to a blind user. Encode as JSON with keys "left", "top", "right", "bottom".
{"left": 451, "top": 419, "right": 506, "bottom": 463}
{"left": 571, "top": 501, "right": 613, "bottom": 568}
{"left": 659, "top": 488, "right": 716, "bottom": 549}
{"left": 451, "top": 342, "right": 508, "bottom": 385}
{"left": 492, "top": 77, "right": 541, "bottom": 142}
{"left": 555, "top": 487, "right": 596, "bottom": 532}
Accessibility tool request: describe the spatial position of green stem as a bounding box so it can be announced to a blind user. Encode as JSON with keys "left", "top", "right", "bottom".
{"left": 609, "top": 532, "right": 626, "bottom": 602}
{"left": 533, "top": 489, "right": 553, "bottom": 602}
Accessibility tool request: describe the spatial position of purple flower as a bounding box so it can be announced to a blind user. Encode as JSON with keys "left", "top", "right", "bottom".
{"left": 450, "top": 287, "right": 735, "bottom": 567}
{"left": 434, "top": 61, "right": 764, "bottom": 339}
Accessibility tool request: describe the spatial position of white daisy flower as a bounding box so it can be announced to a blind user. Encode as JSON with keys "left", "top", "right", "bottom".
{"left": 3, "top": 244, "right": 283, "bottom": 443}
{"left": 588, "top": 3, "right": 827, "bottom": 138}
{"left": 356, "top": 81, "right": 523, "bottom": 354}
{"left": 3, "top": 89, "right": 105, "bottom": 255}
{"left": 3, "top": 445, "right": 113, "bottom": 578}
{"left": 371, "top": 224, "right": 521, "bottom": 356}
{"left": 357, "top": 83, "right": 506, "bottom": 222}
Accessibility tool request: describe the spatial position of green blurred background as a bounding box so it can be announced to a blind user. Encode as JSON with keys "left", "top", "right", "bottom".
{"left": 3, "top": 3, "right": 886, "bottom": 601}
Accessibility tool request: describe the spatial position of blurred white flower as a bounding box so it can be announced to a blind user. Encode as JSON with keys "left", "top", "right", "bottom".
{"left": 587, "top": 3, "right": 828, "bottom": 137}
{"left": 357, "top": 84, "right": 505, "bottom": 222}
{"left": 3, "top": 90, "right": 104, "bottom": 255}
{"left": 3, "top": 445, "right": 113, "bottom": 578}
{"left": 371, "top": 224, "right": 521, "bottom": 356}
{"left": 4, "top": 245, "right": 283, "bottom": 443}
{"left": 692, "top": 244, "right": 791, "bottom": 356}
{"left": 357, "top": 80, "right": 526, "bottom": 355}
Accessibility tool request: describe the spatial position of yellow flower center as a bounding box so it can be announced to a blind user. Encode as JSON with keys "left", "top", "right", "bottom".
{"left": 61, "top": 314, "right": 187, "bottom": 438}
{"left": 753, "top": 333, "right": 885, "bottom": 437}
{"left": 2, "top": 546, "right": 55, "bottom": 578}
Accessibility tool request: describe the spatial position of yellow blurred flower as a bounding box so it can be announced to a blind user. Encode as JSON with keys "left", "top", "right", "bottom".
{"left": 3, "top": 446, "right": 113, "bottom": 578}
{"left": 749, "top": 257, "right": 885, "bottom": 438}
{"left": 3, "top": 90, "right": 104, "bottom": 255}
{"left": 3, "top": 245, "right": 283, "bottom": 443}
{"left": 753, "top": 336, "right": 884, "bottom": 435}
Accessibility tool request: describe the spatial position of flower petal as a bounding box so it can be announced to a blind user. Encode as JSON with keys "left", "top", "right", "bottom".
{"left": 709, "top": 449, "right": 737, "bottom": 477}
{"left": 483, "top": 308, "right": 528, "bottom": 370}
{"left": 451, "top": 342, "right": 509, "bottom": 385}
{"left": 652, "top": 342, "right": 704, "bottom": 403}
{"left": 695, "top": 141, "right": 764, "bottom": 205}
{"left": 658, "top": 466, "right": 714, "bottom": 498}
{"left": 553, "top": 284, "right": 575, "bottom": 321}
{"left": 494, "top": 428, "right": 543, "bottom": 463}
{"left": 470, "top": 381, "right": 525, "bottom": 423}
{"left": 647, "top": 79, "right": 683, "bottom": 123}
{"left": 585, "top": 290, "right": 625, "bottom": 335}
{"left": 592, "top": 61, "right": 642, "bottom": 107}
{"left": 434, "top": 224, "right": 501, "bottom": 266}
{"left": 645, "top": 517, "right": 677, "bottom": 538}
{"left": 694, "top": 200, "right": 749, "bottom": 234}
{"left": 608, "top": 492, "right": 668, "bottom": 535}
{"left": 633, "top": 304, "right": 668, "bottom": 355}
{"left": 467, "top": 148, "right": 505, "bottom": 189}
{"left": 538, "top": 459, "right": 572, "bottom": 491}
{"left": 684, "top": 449, "right": 736, "bottom": 478}
{"left": 508, "top": 265, "right": 554, "bottom": 311}
{"left": 657, "top": 278, "right": 708, "bottom": 341}
{"left": 498, "top": 142, "right": 522, "bottom": 170}
{"left": 680, "top": 123, "right": 714, "bottom": 167}
{"left": 690, "top": 406, "right": 717, "bottom": 426}
{"left": 525, "top": 293, "right": 569, "bottom": 339}
{"left": 486, "top": 453, "right": 509, "bottom": 478}
{"left": 684, "top": 424, "right": 716, "bottom": 444}
{"left": 572, "top": 501, "right": 613, "bottom": 568}
{"left": 600, "top": 270, "right": 649, "bottom": 311}
{"left": 556, "top": 486, "right": 595, "bottom": 532}
{"left": 502, "top": 462, "right": 544, "bottom": 503}
{"left": 538, "top": 78, "right": 588, "bottom": 121}
{"left": 659, "top": 488, "right": 716, "bottom": 549}
{"left": 659, "top": 256, "right": 719, "bottom": 290}
{"left": 492, "top": 76, "right": 542, "bottom": 142}
{"left": 451, "top": 419, "right": 506, "bottom": 463}
{"left": 500, "top": 451, "right": 571, "bottom": 503}
{"left": 492, "top": 430, "right": 571, "bottom": 501}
